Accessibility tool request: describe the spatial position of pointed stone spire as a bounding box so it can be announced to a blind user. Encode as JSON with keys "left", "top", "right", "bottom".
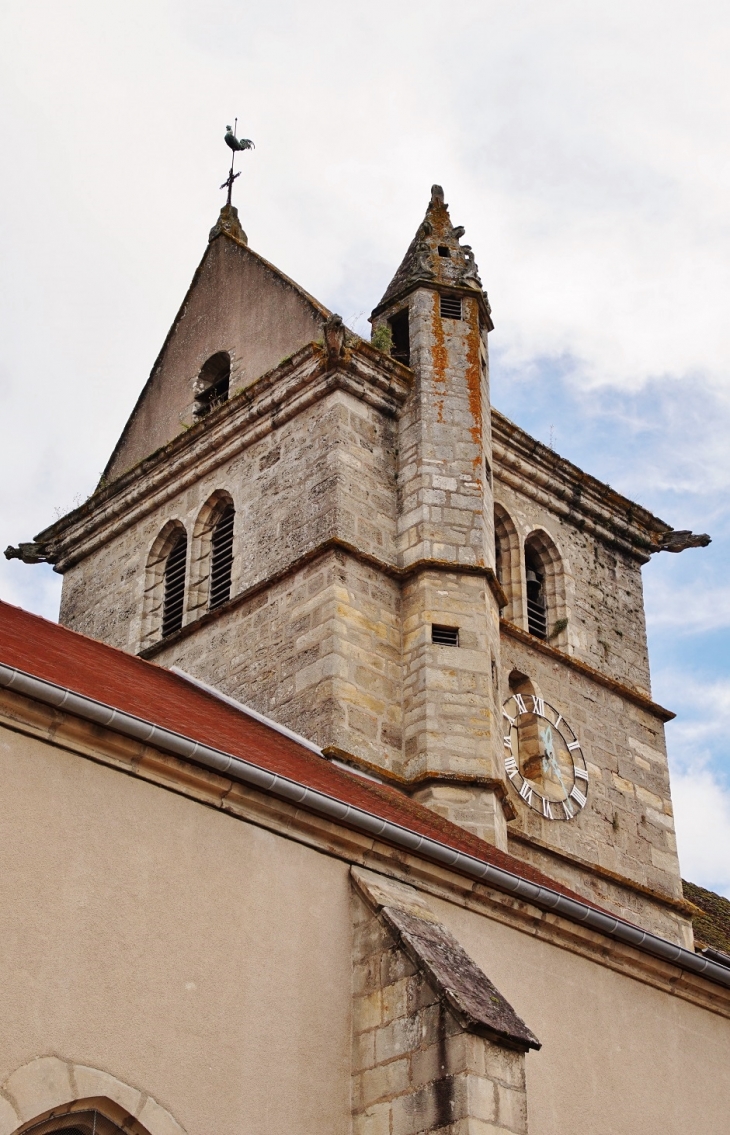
{"left": 209, "top": 202, "right": 248, "bottom": 245}
{"left": 373, "top": 185, "right": 492, "bottom": 327}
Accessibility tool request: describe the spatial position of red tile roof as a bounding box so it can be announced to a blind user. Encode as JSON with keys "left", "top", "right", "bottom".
{"left": 0, "top": 599, "right": 596, "bottom": 908}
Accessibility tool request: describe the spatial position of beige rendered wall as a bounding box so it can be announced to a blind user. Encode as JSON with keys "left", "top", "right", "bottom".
{"left": 106, "top": 235, "right": 327, "bottom": 482}
{"left": 0, "top": 723, "right": 353, "bottom": 1135}
{"left": 427, "top": 891, "right": 730, "bottom": 1135}
{"left": 0, "top": 720, "right": 728, "bottom": 1135}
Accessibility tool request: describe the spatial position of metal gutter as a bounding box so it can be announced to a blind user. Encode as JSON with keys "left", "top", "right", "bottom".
{"left": 1, "top": 660, "right": 728, "bottom": 992}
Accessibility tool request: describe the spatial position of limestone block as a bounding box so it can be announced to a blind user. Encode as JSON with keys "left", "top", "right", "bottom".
{"left": 137, "top": 1095, "right": 187, "bottom": 1135}
{"left": 358, "top": 1057, "right": 410, "bottom": 1108}
{"left": 354, "top": 1101, "right": 392, "bottom": 1135}
{"left": 495, "top": 1081, "right": 528, "bottom": 1134}
{"left": 4, "top": 1057, "right": 73, "bottom": 1123}
{"left": 71, "top": 1065, "right": 142, "bottom": 1117}
{"left": 460, "top": 1075, "right": 497, "bottom": 1124}
{"left": 0, "top": 1095, "right": 19, "bottom": 1135}
{"left": 381, "top": 945, "right": 419, "bottom": 988}
{"left": 636, "top": 784, "right": 664, "bottom": 810}
{"left": 374, "top": 1015, "right": 421, "bottom": 1064}
{"left": 355, "top": 987, "right": 384, "bottom": 1032}
{"left": 353, "top": 1031, "right": 376, "bottom": 1074}
{"left": 380, "top": 976, "right": 417, "bottom": 1025}
{"left": 408, "top": 1041, "right": 443, "bottom": 1087}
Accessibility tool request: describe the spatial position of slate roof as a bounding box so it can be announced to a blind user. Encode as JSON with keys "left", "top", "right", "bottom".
{"left": 0, "top": 599, "right": 610, "bottom": 911}
{"left": 683, "top": 879, "right": 730, "bottom": 958}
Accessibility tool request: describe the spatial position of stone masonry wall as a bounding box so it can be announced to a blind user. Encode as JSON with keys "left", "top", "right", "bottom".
{"left": 60, "top": 388, "right": 398, "bottom": 654}
{"left": 151, "top": 549, "right": 403, "bottom": 771}
{"left": 494, "top": 480, "right": 652, "bottom": 696}
{"left": 374, "top": 286, "right": 507, "bottom": 841}
{"left": 352, "top": 889, "right": 529, "bottom": 1135}
{"left": 499, "top": 633, "right": 689, "bottom": 944}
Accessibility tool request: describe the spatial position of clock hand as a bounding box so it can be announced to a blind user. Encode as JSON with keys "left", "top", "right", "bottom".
{"left": 548, "top": 751, "right": 569, "bottom": 796}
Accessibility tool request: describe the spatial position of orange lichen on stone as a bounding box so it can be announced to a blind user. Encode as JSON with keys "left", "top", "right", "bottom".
{"left": 430, "top": 291, "right": 447, "bottom": 423}
{"left": 465, "top": 299, "right": 483, "bottom": 463}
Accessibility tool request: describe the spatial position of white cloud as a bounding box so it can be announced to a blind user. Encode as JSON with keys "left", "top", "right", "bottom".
{"left": 671, "top": 767, "right": 730, "bottom": 898}
{"left": 655, "top": 672, "right": 730, "bottom": 894}
{"left": 646, "top": 578, "right": 730, "bottom": 636}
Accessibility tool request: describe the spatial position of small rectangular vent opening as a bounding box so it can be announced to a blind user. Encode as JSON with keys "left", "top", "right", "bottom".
{"left": 440, "top": 294, "right": 462, "bottom": 320}
{"left": 437, "top": 245, "right": 451, "bottom": 258}
{"left": 431, "top": 624, "right": 459, "bottom": 647}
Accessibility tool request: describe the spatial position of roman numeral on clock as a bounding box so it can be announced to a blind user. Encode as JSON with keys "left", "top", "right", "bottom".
{"left": 570, "top": 784, "right": 587, "bottom": 808}
{"left": 519, "top": 781, "right": 533, "bottom": 805}
{"left": 503, "top": 710, "right": 516, "bottom": 727}
{"left": 542, "top": 797, "right": 553, "bottom": 819}
{"left": 562, "top": 798, "right": 574, "bottom": 819}
{"left": 567, "top": 740, "right": 581, "bottom": 751}
{"left": 574, "top": 767, "right": 589, "bottom": 781}
{"left": 513, "top": 693, "right": 527, "bottom": 716}
{"left": 504, "top": 756, "right": 518, "bottom": 778}
{"left": 532, "top": 696, "right": 545, "bottom": 717}
{"left": 504, "top": 735, "right": 513, "bottom": 751}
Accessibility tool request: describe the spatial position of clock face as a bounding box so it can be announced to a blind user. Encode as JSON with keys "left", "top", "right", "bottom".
{"left": 502, "top": 693, "right": 588, "bottom": 821}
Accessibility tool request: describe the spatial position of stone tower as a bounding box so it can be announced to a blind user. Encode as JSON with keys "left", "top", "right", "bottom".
{"left": 20, "top": 186, "right": 710, "bottom": 944}
{"left": 369, "top": 186, "right": 507, "bottom": 846}
{"left": 28, "top": 188, "right": 511, "bottom": 848}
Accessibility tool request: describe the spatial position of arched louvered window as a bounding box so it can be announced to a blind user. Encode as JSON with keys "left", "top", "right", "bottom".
{"left": 162, "top": 531, "right": 187, "bottom": 637}
{"left": 209, "top": 503, "right": 235, "bottom": 609}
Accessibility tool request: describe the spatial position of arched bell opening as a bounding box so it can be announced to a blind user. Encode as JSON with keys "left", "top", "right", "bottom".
{"left": 193, "top": 351, "right": 231, "bottom": 420}
{"left": 523, "top": 528, "right": 567, "bottom": 646}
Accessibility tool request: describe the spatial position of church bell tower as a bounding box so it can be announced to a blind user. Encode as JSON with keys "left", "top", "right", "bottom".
{"left": 21, "top": 186, "right": 515, "bottom": 851}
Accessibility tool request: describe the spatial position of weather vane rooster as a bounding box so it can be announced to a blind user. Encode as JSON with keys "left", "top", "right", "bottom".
{"left": 221, "top": 118, "right": 255, "bottom": 205}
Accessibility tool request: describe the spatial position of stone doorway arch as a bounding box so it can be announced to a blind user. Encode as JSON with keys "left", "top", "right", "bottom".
{"left": 0, "top": 1059, "right": 185, "bottom": 1135}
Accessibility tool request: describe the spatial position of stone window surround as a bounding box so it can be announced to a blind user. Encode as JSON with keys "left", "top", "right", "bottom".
{"left": 187, "top": 489, "right": 236, "bottom": 619}
{"left": 140, "top": 518, "right": 189, "bottom": 649}
{"left": 494, "top": 502, "right": 568, "bottom": 649}
{"left": 142, "top": 490, "right": 241, "bottom": 647}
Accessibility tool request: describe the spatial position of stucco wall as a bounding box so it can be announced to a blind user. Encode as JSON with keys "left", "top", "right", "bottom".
{"left": 0, "top": 723, "right": 353, "bottom": 1135}
{"left": 106, "top": 235, "right": 327, "bottom": 482}
{"left": 429, "top": 892, "right": 730, "bottom": 1135}
{"left": 0, "top": 723, "right": 727, "bottom": 1135}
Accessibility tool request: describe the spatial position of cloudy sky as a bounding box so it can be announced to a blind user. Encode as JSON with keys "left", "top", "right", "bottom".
{"left": 1, "top": 1, "right": 728, "bottom": 895}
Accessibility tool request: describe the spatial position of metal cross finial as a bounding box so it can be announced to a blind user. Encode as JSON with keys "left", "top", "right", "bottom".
{"left": 221, "top": 116, "right": 254, "bottom": 205}
{"left": 220, "top": 167, "right": 241, "bottom": 206}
